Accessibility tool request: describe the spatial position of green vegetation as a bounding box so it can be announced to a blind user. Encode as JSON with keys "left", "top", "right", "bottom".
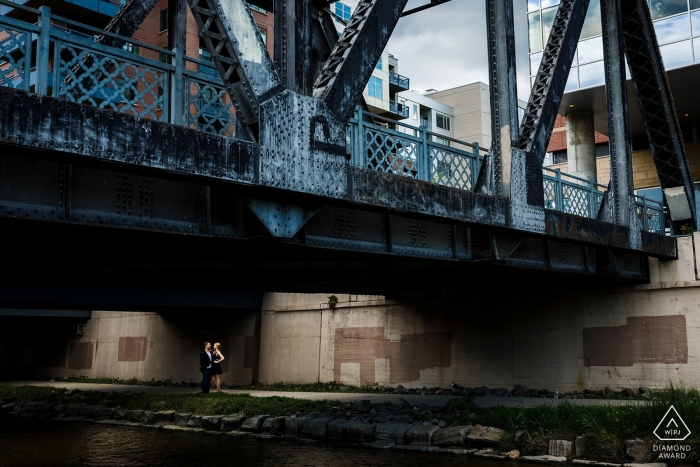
{"left": 448, "top": 386, "right": 699, "bottom": 460}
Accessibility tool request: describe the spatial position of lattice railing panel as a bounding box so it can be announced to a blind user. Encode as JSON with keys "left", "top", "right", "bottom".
{"left": 0, "top": 27, "right": 30, "bottom": 90}
{"left": 364, "top": 128, "right": 418, "bottom": 178}
{"left": 57, "top": 42, "right": 167, "bottom": 121}
{"left": 543, "top": 179, "right": 557, "bottom": 210}
{"left": 186, "top": 77, "right": 235, "bottom": 137}
{"left": 430, "top": 146, "right": 474, "bottom": 190}
{"left": 561, "top": 183, "right": 591, "bottom": 217}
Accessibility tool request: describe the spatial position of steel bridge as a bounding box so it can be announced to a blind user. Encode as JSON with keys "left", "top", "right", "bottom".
{"left": 0, "top": 0, "right": 696, "bottom": 303}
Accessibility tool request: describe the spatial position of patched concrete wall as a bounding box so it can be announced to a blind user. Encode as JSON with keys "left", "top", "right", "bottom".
{"left": 37, "top": 311, "right": 258, "bottom": 385}
{"left": 258, "top": 234, "right": 700, "bottom": 391}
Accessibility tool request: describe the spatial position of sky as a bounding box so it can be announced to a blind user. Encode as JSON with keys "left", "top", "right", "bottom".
{"left": 388, "top": 0, "right": 531, "bottom": 100}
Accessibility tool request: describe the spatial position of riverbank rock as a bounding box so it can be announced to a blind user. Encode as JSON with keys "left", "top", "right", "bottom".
{"left": 549, "top": 440, "right": 572, "bottom": 456}
{"left": 575, "top": 436, "right": 587, "bottom": 456}
{"left": 154, "top": 411, "right": 175, "bottom": 424}
{"left": 242, "top": 415, "right": 270, "bottom": 432}
{"left": 220, "top": 415, "right": 245, "bottom": 432}
{"left": 407, "top": 425, "right": 439, "bottom": 446}
{"left": 201, "top": 415, "right": 223, "bottom": 430}
{"left": 375, "top": 422, "right": 412, "bottom": 445}
{"left": 347, "top": 423, "right": 375, "bottom": 442}
{"left": 174, "top": 413, "right": 191, "bottom": 427}
{"left": 328, "top": 419, "right": 358, "bottom": 441}
{"left": 65, "top": 403, "right": 87, "bottom": 417}
{"left": 301, "top": 417, "right": 332, "bottom": 439}
{"left": 285, "top": 416, "right": 308, "bottom": 436}
{"left": 466, "top": 425, "right": 506, "bottom": 445}
{"left": 431, "top": 425, "right": 472, "bottom": 446}
{"left": 506, "top": 450, "right": 520, "bottom": 459}
{"left": 521, "top": 455, "right": 567, "bottom": 463}
{"left": 475, "top": 448, "right": 506, "bottom": 459}
{"left": 95, "top": 407, "right": 115, "bottom": 421}
{"left": 624, "top": 439, "right": 652, "bottom": 462}
{"left": 23, "top": 402, "right": 53, "bottom": 414}
{"left": 187, "top": 415, "right": 203, "bottom": 427}
{"left": 262, "top": 416, "right": 285, "bottom": 434}
{"left": 365, "top": 440, "right": 395, "bottom": 449}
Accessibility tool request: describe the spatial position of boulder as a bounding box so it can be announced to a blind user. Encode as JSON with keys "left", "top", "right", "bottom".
{"left": 374, "top": 422, "right": 412, "bottom": 445}
{"left": 431, "top": 425, "right": 472, "bottom": 446}
{"left": 112, "top": 410, "right": 126, "bottom": 420}
{"left": 398, "top": 398, "right": 412, "bottom": 410}
{"left": 187, "top": 415, "right": 203, "bottom": 427}
{"left": 79, "top": 406, "right": 100, "bottom": 419}
{"left": 521, "top": 455, "right": 567, "bottom": 463}
{"left": 220, "top": 415, "right": 245, "bottom": 432}
{"left": 506, "top": 450, "right": 520, "bottom": 459}
{"left": 64, "top": 403, "right": 87, "bottom": 417}
{"left": 241, "top": 414, "right": 270, "bottom": 432}
{"left": 201, "top": 415, "right": 224, "bottom": 430}
{"left": 327, "top": 419, "right": 358, "bottom": 441}
{"left": 549, "top": 440, "right": 572, "bottom": 457}
{"left": 94, "top": 407, "right": 115, "bottom": 421}
{"left": 174, "top": 413, "right": 191, "bottom": 427}
{"left": 575, "top": 436, "right": 587, "bottom": 456}
{"left": 624, "top": 439, "right": 652, "bottom": 462}
{"left": 22, "top": 402, "right": 53, "bottom": 413}
{"left": 466, "top": 425, "right": 506, "bottom": 445}
{"left": 153, "top": 410, "right": 175, "bottom": 424}
{"left": 52, "top": 404, "right": 66, "bottom": 415}
{"left": 262, "top": 416, "right": 285, "bottom": 433}
{"left": 365, "top": 440, "right": 395, "bottom": 449}
{"left": 301, "top": 417, "right": 332, "bottom": 439}
{"left": 347, "top": 423, "right": 376, "bottom": 442}
{"left": 406, "top": 425, "right": 439, "bottom": 446}
{"left": 285, "top": 416, "right": 308, "bottom": 436}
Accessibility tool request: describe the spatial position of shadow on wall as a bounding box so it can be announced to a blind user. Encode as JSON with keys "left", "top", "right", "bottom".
{"left": 333, "top": 327, "right": 451, "bottom": 386}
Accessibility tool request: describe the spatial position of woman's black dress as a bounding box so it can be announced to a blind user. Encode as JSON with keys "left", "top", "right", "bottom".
{"left": 210, "top": 352, "right": 223, "bottom": 375}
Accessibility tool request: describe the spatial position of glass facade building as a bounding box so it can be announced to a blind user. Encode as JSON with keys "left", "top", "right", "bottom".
{"left": 528, "top": 0, "right": 700, "bottom": 91}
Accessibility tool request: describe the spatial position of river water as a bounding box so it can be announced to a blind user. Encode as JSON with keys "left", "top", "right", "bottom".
{"left": 0, "top": 422, "right": 531, "bottom": 467}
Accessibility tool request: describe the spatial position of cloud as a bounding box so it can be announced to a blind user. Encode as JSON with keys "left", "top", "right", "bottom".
{"left": 389, "top": 0, "right": 531, "bottom": 100}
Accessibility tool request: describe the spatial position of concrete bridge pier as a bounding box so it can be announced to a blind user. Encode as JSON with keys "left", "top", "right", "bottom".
{"left": 566, "top": 110, "right": 598, "bottom": 183}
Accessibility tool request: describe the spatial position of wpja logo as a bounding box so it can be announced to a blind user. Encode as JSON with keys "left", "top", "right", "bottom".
{"left": 652, "top": 405, "right": 692, "bottom": 460}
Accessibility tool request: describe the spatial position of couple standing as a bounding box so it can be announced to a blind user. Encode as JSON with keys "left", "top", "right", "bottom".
{"left": 199, "top": 341, "right": 225, "bottom": 393}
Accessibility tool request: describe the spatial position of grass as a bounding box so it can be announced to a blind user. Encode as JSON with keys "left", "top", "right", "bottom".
{"left": 2, "top": 384, "right": 698, "bottom": 461}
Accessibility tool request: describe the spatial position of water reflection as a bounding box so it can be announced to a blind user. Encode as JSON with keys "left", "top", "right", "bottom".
{"left": 0, "top": 423, "right": 534, "bottom": 467}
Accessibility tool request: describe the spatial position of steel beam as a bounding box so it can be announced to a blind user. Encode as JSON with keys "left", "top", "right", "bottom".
{"left": 599, "top": 0, "right": 640, "bottom": 249}
{"left": 187, "top": 0, "right": 280, "bottom": 142}
{"left": 313, "top": 0, "right": 409, "bottom": 124}
{"left": 621, "top": 0, "right": 697, "bottom": 229}
{"left": 100, "top": 0, "right": 160, "bottom": 48}
{"left": 484, "top": 0, "right": 519, "bottom": 198}
{"left": 519, "top": 0, "right": 589, "bottom": 163}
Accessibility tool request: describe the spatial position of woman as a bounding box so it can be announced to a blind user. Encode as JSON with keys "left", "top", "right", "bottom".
{"left": 210, "top": 342, "right": 225, "bottom": 393}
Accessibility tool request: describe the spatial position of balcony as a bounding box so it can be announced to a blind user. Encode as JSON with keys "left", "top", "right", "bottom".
{"left": 389, "top": 71, "right": 409, "bottom": 90}
{"left": 388, "top": 100, "right": 409, "bottom": 118}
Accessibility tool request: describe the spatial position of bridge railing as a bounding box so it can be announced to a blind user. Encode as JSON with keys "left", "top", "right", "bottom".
{"left": 0, "top": 2, "right": 666, "bottom": 233}
{"left": 348, "top": 107, "right": 484, "bottom": 191}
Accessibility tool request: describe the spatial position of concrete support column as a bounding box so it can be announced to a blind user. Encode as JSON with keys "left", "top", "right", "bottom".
{"left": 566, "top": 110, "right": 597, "bottom": 182}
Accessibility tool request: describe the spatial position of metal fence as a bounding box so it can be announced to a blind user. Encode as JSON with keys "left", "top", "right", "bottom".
{"left": 0, "top": 1, "right": 665, "bottom": 233}
{"left": 0, "top": 0, "right": 232, "bottom": 134}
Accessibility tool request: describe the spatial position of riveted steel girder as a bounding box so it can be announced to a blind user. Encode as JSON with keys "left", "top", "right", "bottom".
{"left": 519, "top": 0, "right": 589, "bottom": 163}
{"left": 187, "top": 0, "right": 281, "bottom": 142}
{"left": 621, "top": 0, "right": 697, "bottom": 229}
{"left": 484, "top": 0, "right": 519, "bottom": 198}
{"left": 599, "top": 0, "right": 640, "bottom": 249}
{"left": 100, "top": 0, "right": 160, "bottom": 48}
{"left": 313, "top": 0, "right": 409, "bottom": 124}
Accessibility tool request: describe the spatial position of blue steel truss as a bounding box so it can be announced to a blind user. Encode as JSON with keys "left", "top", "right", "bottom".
{"left": 0, "top": 0, "right": 666, "bottom": 234}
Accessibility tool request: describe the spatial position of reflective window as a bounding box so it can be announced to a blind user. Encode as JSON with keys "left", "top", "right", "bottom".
{"left": 335, "top": 2, "right": 352, "bottom": 21}
{"left": 692, "top": 0, "right": 700, "bottom": 10}
{"left": 565, "top": 67, "right": 580, "bottom": 92}
{"left": 368, "top": 76, "right": 383, "bottom": 99}
{"left": 376, "top": 56, "right": 382, "bottom": 70}
{"left": 577, "top": 36, "right": 603, "bottom": 64}
{"left": 648, "top": 0, "right": 688, "bottom": 20}
{"left": 660, "top": 39, "right": 693, "bottom": 68}
{"left": 694, "top": 37, "right": 700, "bottom": 61}
{"left": 542, "top": 6, "right": 558, "bottom": 44}
{"left": 691, "top": 10, "right": 700, "bottom": 35}
{"left": 542, "top": 0, "right": 561, "bottom": 7}
{"left": 528, "top": 0, "right": 540, "bottom": 12}
{"left": 578, "top": 60, "right": 605, "bottom": 88}
{"left": 528, "top": 12, "right": 543, "bottom": 52}
{"left": 654, "top": 13, "right": 690, "bottom": 45}
{"left": 580, "top": 0, "right": 602, "bottom": 39}
{"left": 530, "top": 51, "right": 543, "bottom": 76}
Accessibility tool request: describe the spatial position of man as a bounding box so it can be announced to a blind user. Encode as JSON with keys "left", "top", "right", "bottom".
{"left": 199, "top": 342, "right": 213, "bottom": 394}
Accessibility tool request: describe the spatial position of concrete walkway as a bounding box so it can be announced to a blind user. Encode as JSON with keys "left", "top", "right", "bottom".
{"left": 3, "top": 380, "right": 644, "bottom": 408}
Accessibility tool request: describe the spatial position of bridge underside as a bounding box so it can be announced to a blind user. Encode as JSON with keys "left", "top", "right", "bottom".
{"left": 0, "top": 90, "right": 677, "bottom": 303}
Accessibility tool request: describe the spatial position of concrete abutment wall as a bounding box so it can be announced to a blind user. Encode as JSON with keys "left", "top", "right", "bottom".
{"left": 12, "top": 233, "right": 700, "bottom": 392}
